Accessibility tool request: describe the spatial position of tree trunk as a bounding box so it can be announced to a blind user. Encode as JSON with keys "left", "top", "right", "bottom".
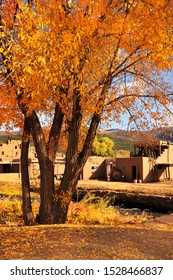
{"left": 38, "top": 157, "right": 54, "bottom": 224}
{"left": 20, "top": 98, "right": 100, "bottom": 225}
{"left": 27, "top": 112, "right": 55, "bottom": 224}
{"left": 26, "top": 106, "right": 64, "bottom": 224}
{"left": 21, "top": 117, "right": 35, "bottom": 226}
{"left": 52, "top": 113, "right": 101, "bottom": 224}
{"left": 52, "top": 167, "right": 80, "bottom": 223}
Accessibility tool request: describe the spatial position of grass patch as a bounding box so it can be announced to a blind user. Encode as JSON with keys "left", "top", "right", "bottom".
{"left": 67, "top": 194, "right": 147, "bottom": 225}
{"left": 0, "top": 200, "right": 23, "bottom": 224}
{"left": 0, "top": 180, "right": 39, "bottom": 199}
{"left": 0, "top": 179, "right": 147, "bottom": 226}
{"left": 0, "top": 181, "right": 22, "bottom": 197}
{"left": 0, "top": 199, "right": 39, "bottom": 225}
{"left": 0, "top": 194, "right": 147, "bottom": 226}
{"left": 0, "top": 179, "right": 40, "bottom": 225}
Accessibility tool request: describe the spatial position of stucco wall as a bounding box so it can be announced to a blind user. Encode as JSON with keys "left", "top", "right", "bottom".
{"left": 116, "top": 157, "right": 143, "bottom": 182}
{"left": 117, "top": 156, "right": 173, "bottom": 182}
{"left": 142, "top": 157, "right": 155, "bottom": 182}
{"left": 81, "top": 157, "right": 106, "bottom": 180}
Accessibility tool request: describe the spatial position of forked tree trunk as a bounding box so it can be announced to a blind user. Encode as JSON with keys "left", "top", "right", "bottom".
{"left": 21, "top": 101, "right": 100, "bottom": 225}
{"left": 52, "top": 113, "right": 101, "bottom": 224}
{"left": 21, "top": 117, "right": 35, "bottom": 225}
{"left": 26, "top": 106, "right": 64, "bottom": 224}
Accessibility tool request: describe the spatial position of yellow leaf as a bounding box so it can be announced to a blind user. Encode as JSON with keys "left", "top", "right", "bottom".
{"left": 24, "top": 66, "right": 32, "bottom": 74}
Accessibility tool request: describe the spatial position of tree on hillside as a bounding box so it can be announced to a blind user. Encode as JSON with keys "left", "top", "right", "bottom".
{"left": 92, "top": 137, "right": 115, "bottom": 157}
{"left": 1, "top": 0, "right": 173, "bottom": 224}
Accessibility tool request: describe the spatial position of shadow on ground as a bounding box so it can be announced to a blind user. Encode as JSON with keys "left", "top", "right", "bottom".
{"left": 0, "top": 224, "right": 173, "bottom": 260}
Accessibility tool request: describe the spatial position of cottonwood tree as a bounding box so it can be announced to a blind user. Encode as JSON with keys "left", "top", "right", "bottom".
{"left": 1, "top": 0, "right": 173, "bottom": 224}
{"left": 92, "top": 137, "right": 115, "bottom": 157}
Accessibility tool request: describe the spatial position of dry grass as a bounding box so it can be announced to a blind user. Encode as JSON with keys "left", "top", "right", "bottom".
{"left": 1, "top": 179, "right": 166, "bottom": 226}
{"left": 0, "top": 180, "right": 22, "bottom": 197}
{"left": 0, "top": 200, "right": 23, "bottom": 224}
{"left": 0, "top": 180, "right": 39, "bottom": 199}
{"left": 67, "top": 194, "right": 147, "bottom": 225}
{"left": 0, "top": 195, "right": 147, "bottom": 226}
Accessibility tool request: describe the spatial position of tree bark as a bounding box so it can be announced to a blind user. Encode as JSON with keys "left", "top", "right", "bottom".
{"left": 52, "top": 112, "right": 101, "bottom": 223}
{"left": 27, "top": 111, "right": 54, "bottom": 224}
{"left": 20, "top": 92, "right": 100, "bottom": 225}
{"left": 26, "top": 105, "right": 64, "bottom": 224}
{"left": 21, "top": 117, "right": 35, "bottom": 226}
{"left": 38, "top": 157, "right": 54, "bottom": 224}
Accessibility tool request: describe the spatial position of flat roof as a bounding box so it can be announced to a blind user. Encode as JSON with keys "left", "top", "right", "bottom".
{"left": 134, "top": 140, "right": 171, "bottom": 148}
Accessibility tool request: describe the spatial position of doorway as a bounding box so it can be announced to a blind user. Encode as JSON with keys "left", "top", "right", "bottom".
{"left": 132, "top": 165, "right": 137, "bottom": 180}
{"left": 3, "top": 164, "right": 11, "bottom": 173}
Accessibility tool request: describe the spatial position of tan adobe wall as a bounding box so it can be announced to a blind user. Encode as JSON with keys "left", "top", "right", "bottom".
{"left": 116, "top": 157, "right": 143, "bottom": 182}
{"left": 54, "top": 159, "right": 65, "bottom": 176}
{"left": 156, "top": 143, "right": 173, "bottom": 164}
{"left": 81, "top": 156, "right": 106, "bottom": 180}
{"left": 0, "top": 140, "right": 37, "bottom": 162}
{"left": 142, "top": 157, "right": 155, "bottom": 182}
{"left": 29, "top": 156, "right": 106, "bottom": 180}
{"left": 0, "top": 140, "right": 21, "bottom": 162}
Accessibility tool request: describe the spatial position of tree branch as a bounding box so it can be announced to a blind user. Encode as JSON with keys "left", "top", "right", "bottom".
{"left": 78, "top": 112, "right": 101, "bottom": 164}
{"left": 48, "top": 103, "right": 64, "bottom": 162}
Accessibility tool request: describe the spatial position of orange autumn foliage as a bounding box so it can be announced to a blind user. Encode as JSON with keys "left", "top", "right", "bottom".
{"left": 1, "top": 0, "right": 173, "bottom": 130}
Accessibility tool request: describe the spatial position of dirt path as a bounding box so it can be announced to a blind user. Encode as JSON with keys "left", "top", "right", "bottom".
{"left": 0, "top": 224, "right": 173, "bottom": 260}
{"left": 78, "top": 180, "right": 173, "bottom": 195}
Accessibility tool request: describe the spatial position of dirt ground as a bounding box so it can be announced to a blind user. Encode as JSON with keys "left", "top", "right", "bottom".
{"left": 0, "top": 223, "right": 173, "bottom": 260}
{"left": 1, "top": 178, "right": 173, "bottom": 260}
{"left": 78, "top": 179, "right": 173, "bottom": 195}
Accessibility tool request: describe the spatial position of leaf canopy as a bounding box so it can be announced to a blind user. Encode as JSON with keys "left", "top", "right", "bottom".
{"left": 1, "top": 0, "right": 173, "bottom": 130}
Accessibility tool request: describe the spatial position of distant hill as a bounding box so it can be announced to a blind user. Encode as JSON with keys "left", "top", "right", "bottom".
{"left": 105, "top": 129, "right": 134, "bottom": 140}
{"left": 156, "top": 127, "right": 173, "bottom": 141}
{"left": 0, "top": 130, "right": 21, "bottom": 136}
{"left": 97, "top": 130, "right": 134, "bottom": 152}
{"left": 0, "top": 131, "right": 22, "bottom": 143}
{"left": 107, "top": 127, "right": 173, "bottom": 141}
{"left": 1, "top": 127, "right": 173, "bottom": 152}
{"left": 101, "top": 127, "right": 173, "bottom": 152}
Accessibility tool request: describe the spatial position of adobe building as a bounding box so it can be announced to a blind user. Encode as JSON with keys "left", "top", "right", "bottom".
{"left": 80, "top": 157, "right": 116, "bottom": 180}
{"left": 116, "top": 140, "right": 173, "bottom": 183}
{"left": 29, "top": 156, "right": 66, "bottom": 180}
{"left": 0, "top": 138, "right": 116, "bottom": 181}
{"left": 0, "top": 139, "right": 109, "bottom": 181}
{"left": 0, "top": 139, "right": 21, "bottom": 174}
{"left": 30, "top": 156, "right": 115, "bottom": 181}
{"left": 2, "top": 138, "right": 172, "bottom": 184}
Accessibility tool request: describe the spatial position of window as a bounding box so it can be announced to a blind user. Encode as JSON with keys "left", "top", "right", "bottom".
{"left": 91, "top": 165, "right": 98, "bottom": 171}
{"left": 2, "top": 151, "right": 4, "bottom": 155}
{"left": 15, "top": 146, "right": 17, "bottom": 149}
{"left": 122, "top": 166, "right": 126, "bottom": 171}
